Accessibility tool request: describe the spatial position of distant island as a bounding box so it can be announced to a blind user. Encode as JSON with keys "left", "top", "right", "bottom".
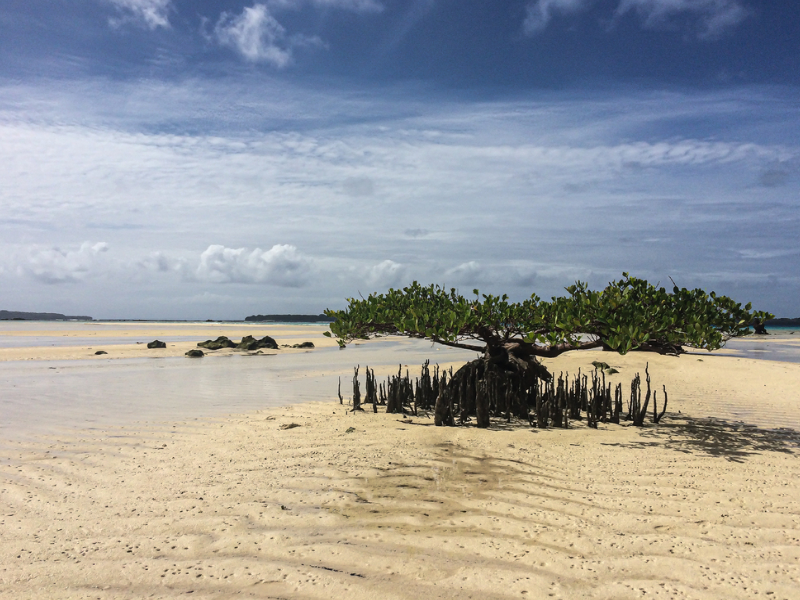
{"left": 245, "top": 314, "right": 335, "bottom": 323}
{"left": 766, "top": 317, "right": 800, "bottom": 327}
{"left": 1, "top": 310, "right": 93, "bottom": 321}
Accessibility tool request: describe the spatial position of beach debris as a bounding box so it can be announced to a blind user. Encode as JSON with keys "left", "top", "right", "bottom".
{"left": 279, "top": 423, "right": 301, "bottom": 430}
{"left": 280, "top": 504, "right": 290, "bottom": 510}
{"left": 237, "top": 335, "right": 278, "bottom": 351}
{"left": 338, "top": 377, "right": 343, "bottom": 404}
{"left": 185, "top": 349, "right": 204, "bottom": 358}
{"left": 197, "top": 336, "right": 236, "bottom": 350}
{"left": 94, "top": 350, "right": 107, "bottom": 355}
{"left": 147, "top": 340, "right": 167, "bottom": 349}
{"left": 345, "top": 360, "right": 668, "bottom": 430}
{"left": 345, "top": 427, "right": 356, "bottom": 433}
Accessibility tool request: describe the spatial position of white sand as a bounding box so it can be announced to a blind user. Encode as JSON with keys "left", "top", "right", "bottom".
{"left": 1, "top": 325, "right": 799, "bottom": 599}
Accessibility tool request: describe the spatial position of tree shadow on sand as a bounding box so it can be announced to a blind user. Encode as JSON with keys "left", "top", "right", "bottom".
{"left": 395, "top": 409, "right": 800, "bottom": 463}
{"left": 602, "top": 414, "right": 800, "bottom": 463}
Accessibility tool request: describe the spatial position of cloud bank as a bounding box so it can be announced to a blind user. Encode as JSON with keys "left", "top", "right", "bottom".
{"left": 1, "top": 79, "right": 797, "bottom": 317}
{"left": 195, "top": 244, "right": 313, "bottom": 287}
{"left": 17, "top": 242, "right": 110, "bottom": 284}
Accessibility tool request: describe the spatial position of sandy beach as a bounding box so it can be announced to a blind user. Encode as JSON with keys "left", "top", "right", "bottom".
{"left": 1, "top": 324, "right": 799, "bottom": 599}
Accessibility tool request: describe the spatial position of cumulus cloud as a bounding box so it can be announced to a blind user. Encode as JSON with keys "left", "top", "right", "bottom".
{"left": 366, "top": 260, "right": 406, "bottom": 288}
{"left": 18, "top": 242, "right": 110, "bottom": 284}
{"left": 445, "top": 261, "right": 484, "bottom": 286}
{"left": 524, "top": 0, "right": 750, "bottom": 38}
{"left": 107, "top": 0, "right": 172, "bottom": 29}
{"left": 195, "top": 244, "right": 313, "bottom": 287}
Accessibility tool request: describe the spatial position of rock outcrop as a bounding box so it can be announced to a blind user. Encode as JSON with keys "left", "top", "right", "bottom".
{"left": 237, "top": 335, "right": 279, "bottom": 351}
{"left": 197, "top": 336, "right": 237, "bottom": 350}
{"left": 147, "top": 340, "right": 167, "bottom": 349}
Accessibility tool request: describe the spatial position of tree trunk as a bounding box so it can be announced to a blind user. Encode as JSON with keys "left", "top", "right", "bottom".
{"left": 441, "top": 347, "right": 551, "bottom": 427}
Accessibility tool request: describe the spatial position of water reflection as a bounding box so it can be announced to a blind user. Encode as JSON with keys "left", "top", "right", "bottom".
{"left": 0, "top": 340, "right": 473, "bottom": 442}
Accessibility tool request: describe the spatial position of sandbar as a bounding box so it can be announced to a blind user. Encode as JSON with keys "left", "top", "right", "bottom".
{"left": 1, "top": 324, "right": 799, "bottom": 599}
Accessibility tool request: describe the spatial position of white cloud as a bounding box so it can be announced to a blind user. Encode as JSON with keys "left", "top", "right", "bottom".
{"left": 18, "top": 242, "right": 110, "bottom": 284}
{"left": 445, "top": 261, "right": 484, "bottom": 286}
{"left": 524, "top": 0, "right": 591, "bottom": 35}
{"left": 107, "top": 0, "right": 172, "bottom": 30}
{"left": 524, "top": 0, "right": 750, "bottom": 38}
{"left": 615, "top": 0, "right": 750, "bottom": 39}
{"left": 1, "top": 79, "right": 798, "bottom": 316}
{"left": 195, "top": 244, "right": 313, "bottom": 287}
{"left": 214, "top": 4, "right": 295, "bottom": 67}
{"left": 213, "top": 1, "right": 384, "bottom": 66}
{"left": 366, "top": 260, "right": 406, "bottom": 288}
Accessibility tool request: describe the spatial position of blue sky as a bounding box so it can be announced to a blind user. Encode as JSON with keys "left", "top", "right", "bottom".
{"left": 1, "top": 0, "right": 798, "bottom": 319}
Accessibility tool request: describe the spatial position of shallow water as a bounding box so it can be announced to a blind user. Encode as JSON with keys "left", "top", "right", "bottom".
{"left": 711, "top": 332, "right": 800, "bottom": 364}
{"left": 1, "top": 323, "right": 798, "bottom": 443}
{"left": 0, "top": 340, "right": 473, "bottom": 443}
{"left": 0, "top": 335, "right": 209, "bottom": 349}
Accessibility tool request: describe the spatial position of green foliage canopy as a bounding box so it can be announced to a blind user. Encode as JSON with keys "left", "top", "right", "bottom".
{"left": 324, "top": 274, "right": 773, "bottom": 358}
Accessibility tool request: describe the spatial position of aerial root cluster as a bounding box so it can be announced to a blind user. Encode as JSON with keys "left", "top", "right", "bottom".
{"left": 339, "top": 359, "right": 667, "bottom": 429}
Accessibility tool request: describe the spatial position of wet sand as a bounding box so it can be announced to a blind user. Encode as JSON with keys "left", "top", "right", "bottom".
{"left": 0, "top": 321, "right": 340, "bottom": 361}
{"left": 1, "top": 325, "right": 799, "bottom": 599}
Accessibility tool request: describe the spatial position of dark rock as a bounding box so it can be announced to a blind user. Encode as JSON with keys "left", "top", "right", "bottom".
{"left": 94, "top": 350, "right": 107, "bottom": 355}
{"left": 185, "top": 349, "right": 205, "bottom": 358}
{"left": 198, "top": 336, "right": 236, "bottom": 350}
{"left": 237, "top": 335, "right": 278, "bottom": 351}
{"left": 292, "top": 341, "right": 315, "bottom": 349}
{"left": 147, "top": 340, "right": 167, "bottom": 349}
